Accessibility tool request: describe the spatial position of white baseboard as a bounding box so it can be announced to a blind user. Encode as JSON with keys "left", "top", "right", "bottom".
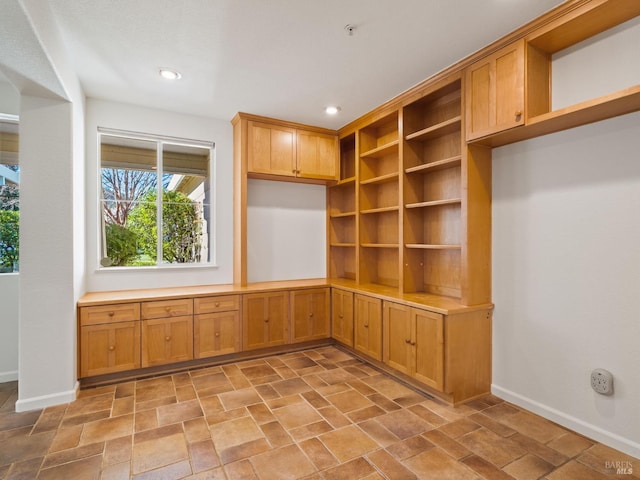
{"left": 492, "top": 384, "right": 640, "bottom": 459}
{"left": 14, "top": 381, "right": 79, "bottom": 412}
{"left": 0, "top": 370, "right": 18, "bottom": 383}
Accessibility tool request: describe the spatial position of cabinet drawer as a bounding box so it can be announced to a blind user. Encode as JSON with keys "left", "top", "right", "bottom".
{"left": 194, "top": 295, "right": 240, "bottom": 314}
{"left": 142, "top": 298, "right": 193, "bottom": 319}
{"left": 80, "top": 303, "right": 140, "bottom": 326}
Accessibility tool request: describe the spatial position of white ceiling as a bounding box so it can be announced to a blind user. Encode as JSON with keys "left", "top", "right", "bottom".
{"left": 45, "top": 0, "right": 565, "bottom": 129}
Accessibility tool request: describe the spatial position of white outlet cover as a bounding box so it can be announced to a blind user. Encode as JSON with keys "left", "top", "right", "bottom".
{"left": 591, "top": 368, "right": 614, "bottom": 395}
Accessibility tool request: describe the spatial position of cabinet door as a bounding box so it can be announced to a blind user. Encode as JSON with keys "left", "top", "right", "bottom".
{"left": 242, "top": 291, "right": 289, "bottom": 350}
{"left": 465, "top": 39, "right": 525, "bottom": 141}
{"left": 247, "top": 121, "right": 296, "bottom": 177}
{"left": 142, "top": 316, "right": 193, "bottom": 367}
{"left": 296, "top": 130, "right": 338, "bottom": 180}
{"left": 382, "top": 302, "right": 412, "bottom": 376}
{"left": 412, "top": 308, "right": 444, "bottom": 390}
{"left": 194, "top": 311, "right": 241, "bottom": 359}
{"left": 331, "top": 289, "right": 354, "bottom": 347}
{"left": 80, "top": 321, "right": 140, "bottom": 377}
{"left": 354, "top": 294, "right": 382, "bottom": 360}
{"left": 290, "top": 288, "right": 330, "bottom": 343}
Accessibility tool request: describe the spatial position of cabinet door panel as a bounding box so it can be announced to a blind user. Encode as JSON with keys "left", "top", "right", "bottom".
{"left": 466, "top": 40, "right": 524, "bottom": 140}
{"left": 194, "top": 311, "right": 241, "bottom": 359}
{"left": 247, "top": 121, "right": 296, "bottom": 177}
{"left": 243, "top": 292, "right": 289, "bottom": 350}
{"left": 291, "top": 288, "right": 330, "bottom": 343}
{"left": 331, "top": 289, "right": 353, "bottom": 347}
{"left": 413, "top": 308, "right": 444, "bottom": 390}
{"left": 80, "top": 321, "right": 140, "bottom": 377}
{"left": 142, "top": 316, "right": 193, "bottom": 367}
{"left": 383, "top": 302, "right": 412, "bottom": 375}
{"left": 297, "top": 130, "right": 338, "bottom": 180}
{"left": 354, "top": 294, "right": 382, "bottom": 360}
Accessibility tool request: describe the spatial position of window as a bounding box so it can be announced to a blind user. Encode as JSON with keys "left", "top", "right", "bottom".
{"left": 0, "top": 115, "right": 19, "bottom": 273}
{"left": 98, "top": 129, "right": 214, "bottom": 268}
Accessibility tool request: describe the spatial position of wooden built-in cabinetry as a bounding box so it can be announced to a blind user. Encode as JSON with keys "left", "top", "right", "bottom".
{"left": 242, "top": 291, "right": 289, "bottom": 350}
{"left": 79, "top": 0, "right": 640, "bottom": 404}
{"left": 354, "top": 294, "right": 383, "bottom": 361}
{"left": 331, "top": 289, "right": 354, "bottom": 347}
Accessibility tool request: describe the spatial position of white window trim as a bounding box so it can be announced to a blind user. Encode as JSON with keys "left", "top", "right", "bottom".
{"left": 97, "top": 128, "right": 217, "bottom": 270}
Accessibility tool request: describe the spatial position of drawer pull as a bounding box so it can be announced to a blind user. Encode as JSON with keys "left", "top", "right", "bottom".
{"left": 165, "top": 306, "right": 171, "bottom": 312}
{"left": 108, "top": 345, "right": 115, "bottom": 351}
{"left": 165, "top": 336, "right": 171, "bottom": 341}
{"left": 108, "top": 311, "right": 115, "bottom": 317}
{"left": 215, "top": 302, "right": 220, "bottom": 307}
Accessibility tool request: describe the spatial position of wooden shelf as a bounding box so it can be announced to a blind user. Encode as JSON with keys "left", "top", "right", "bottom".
{"left": 329, "top": 211, "right": 356, "bottom": 218}
{"left": 360, "top": 206, "right": 399, "bottom": 215}
{"left": 360, "top": 172, "right": 399, "bottom": 185}
{"left": 405, "top": 244, "right": 462, "bottom": 250}
{"left": 333, "top": 176, "right": 356, "bottom": 186}
{"left": 405, "top": 198, "right": 461, "bottom": 209}
{"left": 405, "top": 155, "right": 461, "bottom": 174}
{"left": 330, "top": 243, "right": 356, "bottom": 248}
{"left": 474, "top": 85, "right": 640, "bottom": 148}
{"left": 361, "top": 244, "right": 399, "bottom": 249}
{"left": 360, "top": 140, "right": 400, "bottom": 159}
{"left": 405, "top": 116, "right": 462, "bottom": 142}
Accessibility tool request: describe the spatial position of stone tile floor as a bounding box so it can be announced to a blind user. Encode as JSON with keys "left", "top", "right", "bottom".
{"left": 0, "top": 346, "right": 637, "bottom": 479}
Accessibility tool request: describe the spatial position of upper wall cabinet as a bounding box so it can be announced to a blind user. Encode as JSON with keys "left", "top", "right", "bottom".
{"left": 246, "top": 118, "right": 338, "bottom": 182}
{"left": 465, "top": 40, "right": 525, "bottom": 141}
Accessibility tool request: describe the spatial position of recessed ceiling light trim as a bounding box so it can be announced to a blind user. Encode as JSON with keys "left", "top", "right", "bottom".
{"left": 325, "top": 106, "right": 341, "bottom": 115}
{"left": 159, "top": 68, "right": 182, "bottom": 80}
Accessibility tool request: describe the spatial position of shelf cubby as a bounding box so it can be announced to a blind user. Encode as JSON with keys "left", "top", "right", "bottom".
{"left": 359, "top": 112, "right": 399, "bottom": 155}
{"left": 359, "top": 247, "right": 399, "bottom": 288}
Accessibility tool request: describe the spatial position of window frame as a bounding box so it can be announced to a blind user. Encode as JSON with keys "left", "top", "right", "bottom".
{"left": 97, "top": 127, "right": 216, "bottom": 270}
{"left": 0, "top": 113, "right": 20, "bottom": 274}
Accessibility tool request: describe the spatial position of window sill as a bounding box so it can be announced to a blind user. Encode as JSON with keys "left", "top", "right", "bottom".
{"left": 96, "top": 263, "right": 219, "bottom": 273}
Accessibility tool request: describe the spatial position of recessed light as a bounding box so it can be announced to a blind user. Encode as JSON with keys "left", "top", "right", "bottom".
{"left": 325, "top": 106, "right": 341, "bottom": 115}
{"left": 159, "top": 68, "right": 182, "bottom": 80}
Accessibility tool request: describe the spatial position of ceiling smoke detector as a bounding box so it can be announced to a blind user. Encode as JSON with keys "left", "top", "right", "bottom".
{"left": 344, "top": 24, "right": 356, "bottom": 36}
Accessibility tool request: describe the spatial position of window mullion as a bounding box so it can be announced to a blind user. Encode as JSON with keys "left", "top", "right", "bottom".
{"left": 156, "top": 142, "right": 163, "bottom": 264}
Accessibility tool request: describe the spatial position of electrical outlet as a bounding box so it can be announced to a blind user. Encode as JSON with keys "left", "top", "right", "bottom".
{"left": 591, "top": 369, "right": 613, "bottom": 395}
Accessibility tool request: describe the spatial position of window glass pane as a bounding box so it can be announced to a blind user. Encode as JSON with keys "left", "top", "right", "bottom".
{"left": 100, "top": 136, "right": 158, "bottom": 267}
{"left": 0, "top": 119, "right": 19, "bottom": 273}
{"left": 161, "top": 143, "right": 210, "bottom": 265}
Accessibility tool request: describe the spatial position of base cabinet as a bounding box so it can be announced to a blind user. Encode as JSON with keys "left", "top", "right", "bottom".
{"left": 142, "top": 316, "right": 194, "bottom": 367}
{"left": 354, "top": 294, "right": 382, "bottom": 360}
{"left": 243, "top": 291, "right": 289, "bottom": 350}
{"left": 331, "top": 289, "right": 354, "bottom": 347}
{"left": 290, "top": 288, "right": 330, "bottom": 343}
{"left": 80, "top": 321, "right": 141, "bottom": 377}
{"left": 194, "top": 312, "right": 241, "bottom": 359}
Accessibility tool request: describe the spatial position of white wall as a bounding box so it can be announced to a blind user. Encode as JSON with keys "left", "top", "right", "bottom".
{"left": 85, "top": 99, "right": 234, "bottom": 291}
{"left": 0, "top": 81, "right": 19, "bottom": 383}
{"left": 247, "top": 179, "right": 326, "bottom": 282}
{"left": 492, "top": 17, "right": 640, "bottom": 458}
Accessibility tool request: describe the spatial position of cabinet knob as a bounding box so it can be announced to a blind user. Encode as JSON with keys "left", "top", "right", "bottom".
{"left": 108, "top": 345, "right": 115, "bottom": 351}
{"left": 292, "top": 169, "right": 297, "bottom": 174}
{"left": 165, "top": 306, "right": 171, "bottom": 312}
{"left": 410, "top": 341, "right": 416, "bottom": 346}
{"left": 364, "top": 323, "right": 369, "bottom": 328}
{"left": 108, "top": 311, "right": 114, "bottom": 317}
{"left": 215, "top": 302, "right": 220, "bottom": 307}
{"left": 165, "top": 336, "right": 171, "bottom": 341}
{"left": 215, "top": 332, "right": 220, "bottom": 337}
{"left": 339, "top": 314, "right": 343, "bottom": 319}
{"left": 309, "top": 313, "right": 313, "bottom": 318}
{"left": 405, "top": 339, "right": 411, "bottom": 344}
{"left": 515, "top": 110, "right": 522, "bottom": 120}
{"left": 264, "top": 319, "right": 270, "bottom": 323}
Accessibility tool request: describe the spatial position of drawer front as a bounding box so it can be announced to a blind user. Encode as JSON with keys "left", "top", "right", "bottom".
{"left": 80, "top": 303, "right": 140, "bottom": 326}
{"left": 194, "top": 295, "right": 240, "bottom": 314}
{"left": 141, "top": 298, "right": 193, "bottom": 319}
